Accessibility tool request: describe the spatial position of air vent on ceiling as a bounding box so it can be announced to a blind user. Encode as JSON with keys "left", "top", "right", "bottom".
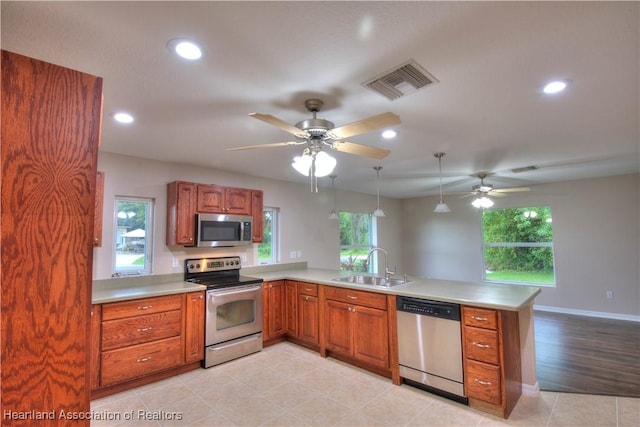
{"left": 511, "top": 165, "right": 540, "bottom": 173}
{"left": 362, "top": 59, "right": 439, "bottom": 101}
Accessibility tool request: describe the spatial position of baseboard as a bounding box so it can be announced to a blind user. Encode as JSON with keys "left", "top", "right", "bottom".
{"left": 521, "top": 381, "right": 540, "bottom": 397}
{"left": 534, "top": 305, "right": 640, "bottom": 322}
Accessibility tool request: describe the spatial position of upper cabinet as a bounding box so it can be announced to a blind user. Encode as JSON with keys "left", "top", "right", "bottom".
{"left": 166, "top": 180, "right": 263, "bottom": 246}
{"left": 197, "top": 184, "right": 251, "bottom": 215}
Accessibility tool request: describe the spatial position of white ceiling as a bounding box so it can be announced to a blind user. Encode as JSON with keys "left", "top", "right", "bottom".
{"left": 2, "top": 1, "right": 638, "bottom": 198}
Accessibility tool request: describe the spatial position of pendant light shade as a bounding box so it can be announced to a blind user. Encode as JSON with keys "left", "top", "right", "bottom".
{"left": 328, "top": 175, "right": 338, "bottom": 219}
{"left": 433, "top": 153, "right": 451, "bottom": 213}
{"left": 373, "top": 166, "right": 385, "bottom": 217}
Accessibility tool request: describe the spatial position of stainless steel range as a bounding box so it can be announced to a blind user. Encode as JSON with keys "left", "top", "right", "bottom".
{"left": 185, "top": 256, "right": 263, "bottom": 368}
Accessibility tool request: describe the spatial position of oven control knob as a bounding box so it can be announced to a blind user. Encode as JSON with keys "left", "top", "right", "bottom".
{"left": 188, "top": 264, "right": 194, "bottom": 269}
{"left": 196, "top": 264, "right": 200, "bottom": 269}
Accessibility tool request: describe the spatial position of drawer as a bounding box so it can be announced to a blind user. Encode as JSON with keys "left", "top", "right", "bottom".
{"left": 102, "top": 294, "right": 182, "bottom": 321}
{"left": 324, "top": 286, "right": 387, "bottom": 310}
{"left": 463, "top": 306, "right": 498, "bottom": 330}
{"left": 297, "top": 282, "right": 318, "bottom": 296}
{"left": 100, "top": 336, "right": 182, "bottom": 386}
{"left": 466, "top": 359, "right": 502, "bottom": 405}
{"left": 464, "top": 326, "right": 500, "bottom": 365}
{"left": 101, "top": 310, "right": 182, "bottom": 351}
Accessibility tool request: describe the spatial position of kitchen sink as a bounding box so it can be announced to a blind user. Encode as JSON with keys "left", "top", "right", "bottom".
{"left": 332, "top": 275, "right": 412, "bottom": 288}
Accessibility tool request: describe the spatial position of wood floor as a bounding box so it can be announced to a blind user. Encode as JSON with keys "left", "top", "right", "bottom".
{"left": 534, "top": 310, "right": 640, "bottom": 397}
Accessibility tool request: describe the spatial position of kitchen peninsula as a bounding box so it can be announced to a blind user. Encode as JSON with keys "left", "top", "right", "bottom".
{"left": 91, "top": 262, "right": 540, "bottom": 418}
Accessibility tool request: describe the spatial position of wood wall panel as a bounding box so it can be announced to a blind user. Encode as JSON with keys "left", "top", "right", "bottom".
{"left": 1, "top": 50, "right": 102, "bottom": 424}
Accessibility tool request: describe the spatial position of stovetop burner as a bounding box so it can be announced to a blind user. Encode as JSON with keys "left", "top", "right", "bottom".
{"left": 184, "top": 256, "right": 262, "bottom": 290}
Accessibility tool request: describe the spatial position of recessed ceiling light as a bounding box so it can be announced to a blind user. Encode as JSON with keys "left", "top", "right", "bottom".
{"left": 382, "top": 130, "right": 397, "bottom": 139}
{"left": 168, "top": 38, "right": 202, "bottom": 60}
{"left": 113, "top": 112, "right": 134, "bottom": 124}
{"left": 543, "top": 80, "right": 568, "bottom": 94}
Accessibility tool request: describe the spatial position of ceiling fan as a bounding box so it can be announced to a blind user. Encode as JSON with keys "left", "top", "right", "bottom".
{"left": 460, "top": 172, "right": 530, "bottom": 208}
{"left": 228, "top": 98, "right": 399, "bottom": 159}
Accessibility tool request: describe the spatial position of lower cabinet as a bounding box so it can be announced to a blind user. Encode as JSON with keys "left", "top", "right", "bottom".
{"left": 263, "top": 280, "right": 287, "bottom": 345}
{"left": 321, "top": 286, "right": 392, "bottom": 372}
{"left": 91, "top": 291, "right": 204, "bottom": 397}
{"left": 296, "top": 282, "right": 319, "bottom": 348}
{"left": 461, "top": 305, "right": 521, "bottom": 418}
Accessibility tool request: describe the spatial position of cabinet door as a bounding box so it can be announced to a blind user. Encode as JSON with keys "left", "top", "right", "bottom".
{"left": 266, "top": 280, "right": 286, "bottom": 338}
{"left": 184, "top": 291, "right": 205, "bottom": 363}
{"left": 225, "top": 187, "right": 252, "bottom": 215}
{"left": 285, "top": 280, "right": 298, "bottom": 337}
{"left": 251, "top": 190, "right": 264, "bottom": 242}
{"left": 167, "top": 181, "right": 197, "bottom": 245}
{"left": 324, "top": 300, "right": 353, "bottom": 355}
{"left": 93, "top": 171, "right": 104, "bottom": 246}
{"left": 299, "top": 294, "right": 319, "bottom": 346}
{"left": 353, "top": 305, "right": 389, "bottom": 369}
{"left": 197, "top": 184, "right": 225, "bottom": 213}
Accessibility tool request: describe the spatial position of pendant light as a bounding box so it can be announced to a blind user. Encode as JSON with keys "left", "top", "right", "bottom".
{"left": 373, "top": 166, "right": 385, "bottom": 217}
{"left": 328, "top": 175, "right": 338, "bottom": 220}
{"left": 433, "top": 153, "right": 451, "bottom": 213}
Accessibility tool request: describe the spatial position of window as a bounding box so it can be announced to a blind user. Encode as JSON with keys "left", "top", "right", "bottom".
{"left": 114, "top": 197, "right": 154, "bottom": 275}
{"left": 482, "top": 206, "right": 555, "bottom": 285}
{"left": 258, "top": 207, "right": 279, "bottom": 264}
{"left": 339, "top": 212, "right": 374, "bottom": 272}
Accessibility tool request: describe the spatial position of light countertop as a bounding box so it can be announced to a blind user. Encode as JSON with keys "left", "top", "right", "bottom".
{"left": 93, "top": 266, "right": 540, "bottom": 310}
{"left": 247, "top": 267, "right": 541, "bottom": 311}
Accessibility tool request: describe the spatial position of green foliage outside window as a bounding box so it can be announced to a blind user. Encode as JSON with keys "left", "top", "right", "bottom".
{"left": 482, "top": 206, "right": 555, "bottom": 284}
{"left": 258, "top": 209, "right": 274, "bottom": 263}
{"left": 339, "top": 212, "right": 372, "bottom": 272}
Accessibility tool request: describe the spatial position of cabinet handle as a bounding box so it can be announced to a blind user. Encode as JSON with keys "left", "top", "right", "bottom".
{"left": 304, "top": 288, "right": 312, "bottom": 292}
{"left": 137, "top": 327, "right": 153, "bottom": 332}
{"left": 472, "top": 315, "right": 488, "bottom": 321}
{"left": 347, "top": 295, "right": 357, "bottom": 300}
{"left": 348, "top": 306, "right": 356, "bottom": 312}
{"left": 137, "top": 305, "right": 152, "bottom": 310}
{"left": 472, "top": 342, "right": 490, "bottom": 348}
{"left": 304, "top": 296, "right": 309, "bottom": 301}
{"left": 136, "top": 356, "right": 152, "bottom": 363}
{"left": 474, "top": 378, "right": 492, "bottom": 386}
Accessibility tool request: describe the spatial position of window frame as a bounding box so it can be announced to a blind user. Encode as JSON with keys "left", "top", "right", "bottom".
{"left": 339, "top": 211, "right": 375, "bottom": 272}
{"left": 258, "top": 206, "right": 279, "bottom": 265}
{"left": 481, "top": 206, "right": 556, "bottom": 286}
{"left": 113, "top": 196, "right": 154, "bottom": 276}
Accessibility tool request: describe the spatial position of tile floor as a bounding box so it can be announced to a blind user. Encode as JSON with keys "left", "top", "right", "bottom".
{"left": 91, "top": 342, "right": 640, "bottom": 427}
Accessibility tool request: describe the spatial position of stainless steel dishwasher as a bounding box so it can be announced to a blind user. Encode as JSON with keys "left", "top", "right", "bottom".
{"left": 396, "top": 296, "right": 467, "bottom": 403}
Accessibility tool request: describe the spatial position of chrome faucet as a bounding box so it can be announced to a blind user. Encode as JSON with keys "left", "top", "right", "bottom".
{"left": 366, "top": 247, "right": 396, "bottom": 279}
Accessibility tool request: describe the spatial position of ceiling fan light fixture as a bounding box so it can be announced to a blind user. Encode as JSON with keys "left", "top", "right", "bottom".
{"left": 472, "top": 196, "right": 494, "bottom": 209}
{"left": 314, "top": 151, "right": 337, "bottom": 177}
{"left": 292, "top": 153, "right": 313, "bottom": 176}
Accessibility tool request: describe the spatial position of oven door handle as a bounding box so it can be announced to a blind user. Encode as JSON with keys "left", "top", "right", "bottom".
{"left": 210, "top": 284, "right": 262, "bottom": 296}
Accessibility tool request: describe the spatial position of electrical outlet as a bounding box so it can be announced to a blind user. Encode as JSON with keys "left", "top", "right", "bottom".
{"left": 289, "top": 251, "right": 297, "bottom": 259}
{"left": 606, "top": 290, "right": 614, "bottom": 300}
{"left": 297, "top": 250, "right": 302, "bottom": 258}
{"left": 241, "top": 253, "right": 247, "bottom": 262}
{"left": 171, "top": 257, "right": 179, "bottom": 268}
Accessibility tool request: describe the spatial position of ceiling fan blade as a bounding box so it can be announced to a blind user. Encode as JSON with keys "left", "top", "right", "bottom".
{"left": 487, "top": 191, "right": 507, "bottom": 197}
{"left": 226, "top": 141, "right": 301, "bottom": 151}
{"left": 332, "top": 141, "right": 390, "bottom": 159}
{"left": 492, "top": 186, "right": 531, "bottom": 193}
{"left": 327, "top": 112, "right": 400, "bottom": 140}
{"left": 249, "top": 113, "right": 309, "bottom": 138}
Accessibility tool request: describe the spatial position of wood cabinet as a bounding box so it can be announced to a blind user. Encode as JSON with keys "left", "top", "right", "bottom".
{"left": 92, "top": 292, "right": 204, "bottom": 396}
{"left": 1, "top": 50, "right": 103, "bottom": 419}
{"left": 285, "top": 280, "right": 298, "bottom": 337}
{"left": 462, "top": 306, "right": 521, "bottom": 418}
{"left": 184, "top": 291, "right": 205, "bottom": 363}
{"left": 166, "top": 181, "right": 197, "bottom": 246}
{"left": 297, "top": 282, "right": 319, "bottom": 348}
{"left": 197, "top": 184, "right": 251, "bottom": 215}
{"left": 321, "top": 286, "right": 390, "bottom": 370}
{"left": 251, "top": 190, "right": 264, "bottom": 242}
{"left": 93, "top": 171, "right": 105, "bottom": 246}
{"left": 263, "top": 280, "right": 287, "bottom": 345}
{"left": 166, "top": 181, "right": 264, "bottom": 246}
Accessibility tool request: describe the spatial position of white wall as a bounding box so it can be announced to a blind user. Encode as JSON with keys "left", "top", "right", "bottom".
{"left": 93, "top": 152, "right": 402, "bottom": 279}
{"left": 401, "top": 173, "right": 640, "bottom": 318}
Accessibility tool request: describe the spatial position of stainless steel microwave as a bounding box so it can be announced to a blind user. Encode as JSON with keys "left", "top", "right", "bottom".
{"left": 195, "top": 214, "right": 253, "bottom": 247}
